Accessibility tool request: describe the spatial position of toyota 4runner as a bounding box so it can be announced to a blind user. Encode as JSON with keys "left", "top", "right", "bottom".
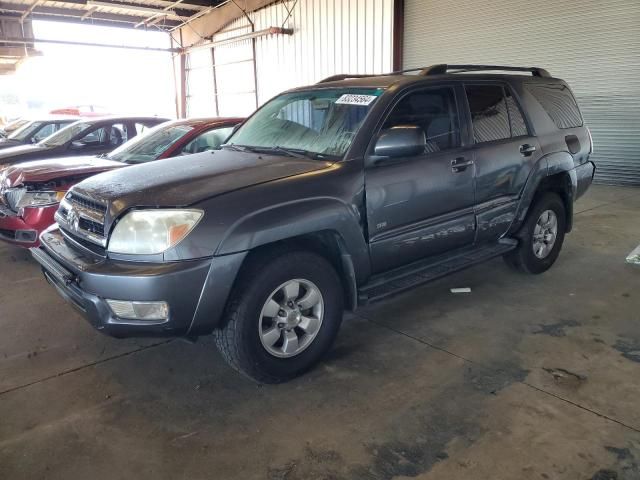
{"left": 32, "top": 64, "right": 595, "bottom": 383}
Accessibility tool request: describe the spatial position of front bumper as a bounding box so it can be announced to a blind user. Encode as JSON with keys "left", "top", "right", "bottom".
{"left": 0, "top": 205, "right": 57, "bottom": 247}
{"left": 32, "top": 228, "right": 215, "bottom": 337}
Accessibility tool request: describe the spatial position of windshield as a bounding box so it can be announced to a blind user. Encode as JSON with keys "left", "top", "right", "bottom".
{"left": 227, "top": 88, "right": 383, "bottom": 158}
{"left": 107, "top": 122, "right": 193, "bottom": 164}
{"left": 7, "top": 121, "right": 43, "bottom": 141}
{"left": 40, "top": 121, "right": 91, "bottom": 147}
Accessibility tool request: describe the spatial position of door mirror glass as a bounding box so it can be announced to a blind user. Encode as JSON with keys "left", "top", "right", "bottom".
{"left": 70, "top": 141, "right": 86, "bottom": 150}
{"left": 374, "top": 125, "right": 426, "bottom": 158}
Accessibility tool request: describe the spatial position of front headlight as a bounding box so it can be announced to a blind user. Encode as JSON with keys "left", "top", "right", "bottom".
{"left": 7, "top": 189, "right": 65, "bottom": 209}
{"left": 107, "top": 209, "right": 203, "bottom": 255}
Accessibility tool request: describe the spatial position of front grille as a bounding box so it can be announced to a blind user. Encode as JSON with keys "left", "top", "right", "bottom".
{"left": 57, "top": 191, "right": 108, "bottom": 248}
{"left": 60, "top": 227, "right": 107, "bottom": 257}
{"left": 66, "top": 191, "right": 107, "bottom": 215}
{"left": 78, "top": 218, "right": 105, "bottom": 236}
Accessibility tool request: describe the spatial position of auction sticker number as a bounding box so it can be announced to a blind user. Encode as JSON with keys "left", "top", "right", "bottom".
{"left": 335, "top": 94, "right": 378, "bottom": 106}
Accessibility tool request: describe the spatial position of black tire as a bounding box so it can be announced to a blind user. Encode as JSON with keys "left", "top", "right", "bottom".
{"left": 504, "top": 192, "right": 567, "bottom": 274}
{"left": 213, "top": 249, "right": 344, "bottom": 383}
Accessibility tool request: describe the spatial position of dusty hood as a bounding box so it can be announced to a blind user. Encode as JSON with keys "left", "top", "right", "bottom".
{"left": 1, "top": 156, "right": 123, "bottom": 188}
{"left": 73, "top": 149, "right": 332, "bottom": 214}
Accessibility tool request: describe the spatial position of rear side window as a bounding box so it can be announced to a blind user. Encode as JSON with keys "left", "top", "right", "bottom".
{"left": 526, "top": 83, "right": 583, "bottom": 129}
{"left": 465, "top": 85, "right": 511, "bottom": 143}
{"left": 505, "top": 89, "right": 528, "bottom": 137}
{"left": 383, "top": 87, "right": 460, "bottom": 153}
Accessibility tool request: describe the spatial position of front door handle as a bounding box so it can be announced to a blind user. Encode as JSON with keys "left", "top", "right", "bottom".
{"left": 520, "top": 144, "right": 537, "bottom": 156}
{"left": 451, "top": 157, "right": 474, "bottom": 173}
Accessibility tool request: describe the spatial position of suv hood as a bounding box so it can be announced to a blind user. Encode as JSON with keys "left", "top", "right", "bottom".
{"left": 73, "top": 149, "right": 332, "bottom": 213}
{"left": 1, "top": 156, "right": 123, "bottom": 188}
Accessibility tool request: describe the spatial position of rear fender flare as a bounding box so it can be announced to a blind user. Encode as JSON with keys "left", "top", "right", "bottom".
{"left": 508, "top": 151, "right": 576, "bottom": 235}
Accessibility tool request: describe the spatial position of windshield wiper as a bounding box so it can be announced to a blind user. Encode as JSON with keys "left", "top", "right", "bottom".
{"left": 223, "top": 144, "right": 330, "bottom": 160}
{"left": 250, "top": 145, "right": 328, "bottom": 160}
{"left": 221, "top": 143, "right": 255, "bottom": 152}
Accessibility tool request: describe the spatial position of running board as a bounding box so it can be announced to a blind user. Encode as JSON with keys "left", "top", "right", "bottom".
{"left": 358, "top": 241, "right": 517, "bottom": 305}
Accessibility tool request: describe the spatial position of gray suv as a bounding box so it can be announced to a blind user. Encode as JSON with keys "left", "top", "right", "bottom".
{"left": 32, "top": 64, "right": 595, "bottom": 383}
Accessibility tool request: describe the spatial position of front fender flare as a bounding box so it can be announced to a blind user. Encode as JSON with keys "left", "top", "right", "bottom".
{"left": 215, "top": 197, "right": 371, "bottom": 281}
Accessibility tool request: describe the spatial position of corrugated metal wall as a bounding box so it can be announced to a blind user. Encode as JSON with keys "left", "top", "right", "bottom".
{"left": 186, "top": 0, "right": 394, "bottom": 117}
{"left": 403, "top": 0, "right": 640, "bottom": 185}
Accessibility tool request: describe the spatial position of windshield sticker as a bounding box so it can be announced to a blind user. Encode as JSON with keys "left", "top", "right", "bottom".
{"left": 335, "top": 94, "right": 378, "bottom": 106}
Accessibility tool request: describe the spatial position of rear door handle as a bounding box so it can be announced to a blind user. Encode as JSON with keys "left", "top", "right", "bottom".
{"left": 451, "top": 157, "right": 474, "bottom": 172}
{"left": 520, "top": 144, "right": 537, "bottom": 156}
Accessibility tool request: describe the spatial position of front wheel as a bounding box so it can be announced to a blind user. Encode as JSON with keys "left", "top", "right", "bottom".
{"left": 504, "top": 192, "right": 567, "bottom": 274}
{"left": 213, "top": 250, "right": 344, "bottom": 383}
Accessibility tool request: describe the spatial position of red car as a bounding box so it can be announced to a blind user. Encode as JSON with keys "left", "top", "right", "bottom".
{"left": 0, "top": 117, "right": 242, "bottom": 247}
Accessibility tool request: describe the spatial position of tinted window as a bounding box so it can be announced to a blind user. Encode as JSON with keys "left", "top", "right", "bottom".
{"left": 505, "top": 89, "right": 528, "bottom": 137}
{"left": 181, "top": 126, "right": 234, "bottom": 154}
{"left": 77, "top": 123, "right": 128, "bottom": 148}
{"left": 526, "top": 83, "right": 583, "bottom": 129}
{"left": 135, "top": 122, "right": 152, "bottom": 136}
{"left": 383, "top": 87, "right": 460, "bottom": 153}
{"left": 32, "top": 123, "right": 56, "bottom": 142}
{"left": 465, "top": 85, "right": 511, "bottom": 143}
{"left": 41, "top": 122, "right": 91, "bottom": 147}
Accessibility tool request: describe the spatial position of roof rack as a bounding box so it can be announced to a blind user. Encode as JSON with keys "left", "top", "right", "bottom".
{"left": 317, "top": 68, "right": 427, "bottom": 83}
{"left": 317, "top": 64, "right": 550, "bottom": 84}
{"left": 419, "top": 64, "right": 551, "bottom": 77}
{"left": 317, "top": 74, "right": 379, "bottom": 83}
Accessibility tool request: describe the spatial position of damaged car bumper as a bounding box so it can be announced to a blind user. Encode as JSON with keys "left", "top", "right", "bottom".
{"left": 0, "top": 205, "right": 57, "bottom": 246}
{"left": 31, "top": 227, "right": 245, "bottom": 338}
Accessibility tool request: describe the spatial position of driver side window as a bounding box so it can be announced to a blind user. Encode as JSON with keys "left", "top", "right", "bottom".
{"left": 181, "top": 127, "right": 234, "bottom": 154}
{"left": 383, "top": 87, "right": 460, "bottom": 154}
{"left": 76, "top": 123, "right": 128, "bottom": 148}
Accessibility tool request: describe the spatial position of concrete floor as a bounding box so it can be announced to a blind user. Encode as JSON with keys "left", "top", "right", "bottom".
{"left": 0, "top": 185, "right": 639, "bottom": 480}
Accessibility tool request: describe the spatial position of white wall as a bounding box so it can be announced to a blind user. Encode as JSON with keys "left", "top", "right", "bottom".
{"left": 186, "top": 0, "right": 395, "bottom": 117}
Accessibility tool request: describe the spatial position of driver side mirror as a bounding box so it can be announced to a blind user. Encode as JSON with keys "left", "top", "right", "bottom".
{"left": 70, "top": 141, "right": 85, "bottom": 150}
{"left": 373, "top": 125, "right": 426, "bottom": 159}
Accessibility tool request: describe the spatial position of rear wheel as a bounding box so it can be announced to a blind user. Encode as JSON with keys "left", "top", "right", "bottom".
{"left": 213, "top": 250, "right": 344, "bottom": 383}
{"left": 504, "top": 192, "right": 567, "bottom": 274}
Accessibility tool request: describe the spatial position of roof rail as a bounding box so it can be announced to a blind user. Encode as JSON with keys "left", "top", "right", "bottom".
{"left": 317, "top": 64, "right": 551, "bottom": 84}
{"left": 317, "top": 68, "right": 426, "bottom": 83}
{"left": 419, "top": 64, "right": 551, "bottom": 77}
{"left": 317, "top": 73, "right": 379, "bottom": 83}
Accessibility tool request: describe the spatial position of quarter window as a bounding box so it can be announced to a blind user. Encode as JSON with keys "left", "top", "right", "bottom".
{"left": 383, "top": 87, "right": 460, "bottom": 153}
{"left": 465, "top": 85, "right": 511, "bottom": 143}
{"left": 526, "top": 83, "right": 583, "bottom": 129}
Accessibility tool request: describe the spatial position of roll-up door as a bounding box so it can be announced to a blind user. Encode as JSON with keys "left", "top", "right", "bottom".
{"left": 403, "top": 0, "right": 640, "bottom": 185}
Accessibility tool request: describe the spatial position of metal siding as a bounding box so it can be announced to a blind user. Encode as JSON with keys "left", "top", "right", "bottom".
{"left": 186, "top": 0, "right": 394, "bottom": 116}
{"left": 403, "top": 0, "right": 640, "bottom": 185}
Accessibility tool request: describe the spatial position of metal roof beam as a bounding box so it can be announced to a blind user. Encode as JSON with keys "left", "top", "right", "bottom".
{"left": 1, "top": 36, "right": 179, "bottom": 52}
